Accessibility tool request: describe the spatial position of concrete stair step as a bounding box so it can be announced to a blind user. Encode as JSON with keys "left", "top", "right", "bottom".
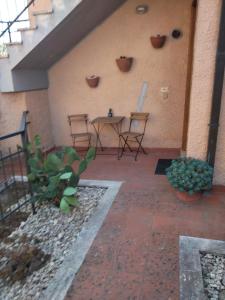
{"left": 17, "top": 26, "right": 38, "bottom": 32}
{"left": 0, "top": 0, "right": 125, "bottom": 93}
{"left": 0, "top": 54, "right": 9, "bottom": 59}
{"left": 33, "top": 9, "right": 54, "bottom": 16}
{"left": 5, "top": 42, "right": 23, "bottom": 46}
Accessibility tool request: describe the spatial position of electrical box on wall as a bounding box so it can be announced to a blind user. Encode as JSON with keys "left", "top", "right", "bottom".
{"left": 160, "top": 87, "right": 169, "bottom": 93}
{"left": 160, "top": 87, "right": 169, "bottom": 100}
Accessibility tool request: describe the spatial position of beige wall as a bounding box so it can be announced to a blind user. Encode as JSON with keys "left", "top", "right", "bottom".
{"left": 48, "top": 0, "right": 192, "bottom": 148}
{"left": 186, "top": 0, "right": 225, "bottom": 185}
{"left": 25, "top": 90, "right": 54, "bottom": 151}
{"left": 0, "top": 90, "right": 54, "bottom": 153}
{"left": 0, "top": 92, "right": 26, "bottom": 152}
{"left": 214, "top": 77, "right": 225, "bottom": 185}
{"left": 186, "top": 0, "right": 221, "bottom": 159}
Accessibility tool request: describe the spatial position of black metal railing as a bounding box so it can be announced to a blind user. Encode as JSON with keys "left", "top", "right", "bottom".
{"left": 0, "top": 111, "right": 35, "bottom": 221}
{"left": 0, "top": 19, "right": 29, "bottom": 43}
{"left": 0, "top": 0, "right": 35, "bottom": 39}
{"left": 0, "top": 0, "right": 36, "bottom": 54}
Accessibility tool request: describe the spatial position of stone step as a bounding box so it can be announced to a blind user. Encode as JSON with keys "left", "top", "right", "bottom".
{"left": 33, "top": 9, "right": 54, "bottom": 16}
{"left": 17, "top": 26, "right": 38, "bottom": 32}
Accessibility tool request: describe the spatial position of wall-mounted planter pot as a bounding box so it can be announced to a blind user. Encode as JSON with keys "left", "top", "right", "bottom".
{"left": 150, "top": 35, "right": 167, "bottom": 49}
{"left": 86, "top": 75, "right": 100, "bottom": 88}
{"left": 116, "top": 56, "right": 133, "bottom": 72}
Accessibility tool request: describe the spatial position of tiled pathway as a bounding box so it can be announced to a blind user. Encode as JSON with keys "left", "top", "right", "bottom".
{"left": 67, "top": 150, "right": 225, "bottom": 300}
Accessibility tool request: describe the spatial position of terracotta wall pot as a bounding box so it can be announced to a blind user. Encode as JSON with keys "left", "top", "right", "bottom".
{"left": 116, "top": 56, "right": 133, "bottom": 72}
{"left": 175, "top": 190, "right": 202, "bottom": 202}
{"left": 86, "top": 75, "right": 100, "bottom": 88}
{"left": 150, "top": 35, "right": 167, "bottom": 49}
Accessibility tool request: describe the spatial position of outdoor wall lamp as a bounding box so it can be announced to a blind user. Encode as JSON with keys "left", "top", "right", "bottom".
{"left": 135, "top": 4, "right": 149, "bottom": 14}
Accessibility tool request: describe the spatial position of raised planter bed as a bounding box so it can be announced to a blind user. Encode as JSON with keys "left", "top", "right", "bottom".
{"left": 180, "top": 236, "right": 225, "bottom": 300}
{"left": 0, "top": 179, "right": 122, "bottom": 300}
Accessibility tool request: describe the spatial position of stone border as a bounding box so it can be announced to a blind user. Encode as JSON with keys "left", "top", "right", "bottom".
{"left": 180, "top": 236, "right": 225, "bottom": 300}
{"left": 40, "top": 179, "right": 122, "bottom": 300}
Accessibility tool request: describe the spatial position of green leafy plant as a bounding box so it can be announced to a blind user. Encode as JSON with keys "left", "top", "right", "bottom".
{"left": 166, "top": 157, "right": 213, "bottom": 195}
{"left": 0, "top": 43, "right": 7, "bottom": 57}
{"left": 27, "top": 135, "right": 95, "bottom": 212}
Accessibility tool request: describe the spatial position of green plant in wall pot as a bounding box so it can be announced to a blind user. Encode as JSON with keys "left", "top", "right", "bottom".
{"left": 27, "top": 135, "right": 95, "bottom": 212}
{"left": 166, "top": 157, "right": 213, "bottom": 202}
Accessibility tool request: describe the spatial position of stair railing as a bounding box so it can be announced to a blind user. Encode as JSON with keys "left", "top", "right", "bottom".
{"left": 0, "top": 0, "right": 36, "bottom": 42}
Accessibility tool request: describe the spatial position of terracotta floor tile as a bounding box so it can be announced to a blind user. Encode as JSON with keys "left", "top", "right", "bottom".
{"left": 65, "top": 151, "right": 225, "bottom": 300}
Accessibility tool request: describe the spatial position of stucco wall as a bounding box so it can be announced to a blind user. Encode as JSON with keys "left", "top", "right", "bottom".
{"left": 186, "top": 0, "right": 221, "bottom": 159}
{"left": 25, "top": 90, "right": 54, "bottom": 151}
{"left": 48, "top": 0, "right": 192, "bottom": 148}
{"left": 0, "top": 90, "right": 54, "bottom": 153}
{"left": 0, "top": 92, "right": 26, "bottom": 152}
{"left": 214, "top": 76, "right": 225, "bottom": 185}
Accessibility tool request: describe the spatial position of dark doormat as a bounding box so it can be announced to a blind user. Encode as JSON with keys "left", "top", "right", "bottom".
{"left": 155, "top": 159, "right": 173, "bottom": 175}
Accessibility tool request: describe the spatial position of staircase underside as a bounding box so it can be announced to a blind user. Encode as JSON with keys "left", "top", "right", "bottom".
{"left": 0, "top": 0, "right": 126, "bottom": 93}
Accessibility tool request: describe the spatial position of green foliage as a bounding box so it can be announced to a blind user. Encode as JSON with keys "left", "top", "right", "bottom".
{"left": 166, "top": 157, "right": 213, "bottom": 195}
{"left": 0, "top": 43, "right": 7, "bottom": 57}
{"left": 27, "top": 135, "right": 95, "bottom": 212}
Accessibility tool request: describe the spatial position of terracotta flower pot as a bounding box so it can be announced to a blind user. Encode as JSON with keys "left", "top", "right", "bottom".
{"left": 150, "top": 35, "right": 167, "bottom": 49}
{"left": 86, "top": 75, "right": 100, "bottom": 88}
{"left": 175, "top": 190, "right": 202, "bottom": 202}
{"left": 116, "top": 56, "right": 133, "bottom": 72}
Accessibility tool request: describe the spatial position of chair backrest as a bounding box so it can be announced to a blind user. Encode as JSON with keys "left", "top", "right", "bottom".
{"left": 129, "top": 112, "right": 149, "bottom": 135}
{"left": 68, "top": 114, "right": 89, "bottom": 135}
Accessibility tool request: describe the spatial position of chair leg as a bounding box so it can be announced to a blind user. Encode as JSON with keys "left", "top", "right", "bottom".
{"left": 124, "top": 139, "right": 133, "bottom": 152}
{"left": 118, "top": 135, "right": 122, "bottom": 160}
{"left": 121, "top": 135, "right": 133, "bottom": 153}
{"left": 119, "top": 135, "right": 128, "bottom": 159}
{"left": 141, "top": 145, "right": 148, "bottom": 155}
{"left": 135, "top": 136, "right": 144, "bottom": 161}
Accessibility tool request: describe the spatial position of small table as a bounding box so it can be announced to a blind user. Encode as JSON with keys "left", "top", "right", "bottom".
{"left": 91, "top": 116, "right": 125, "bottom": 156}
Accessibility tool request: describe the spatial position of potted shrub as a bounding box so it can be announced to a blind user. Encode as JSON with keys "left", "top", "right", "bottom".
{"left": 86, "top": 75, "right": 100, "bottom": 88}
{"left": 150, "top": 35, "right": 167, "bottom": 49}
{"left": 166, "top": 157, "right": 213, "bottom": 202}
{"left": 116, "top": 56, "right": 133, "bottom": 72}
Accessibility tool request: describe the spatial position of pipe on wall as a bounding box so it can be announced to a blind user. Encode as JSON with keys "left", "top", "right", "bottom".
{"left": 207, "top": 0, "right": 225, "bottom": 167}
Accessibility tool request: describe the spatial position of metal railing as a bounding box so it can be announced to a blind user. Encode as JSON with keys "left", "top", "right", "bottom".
{"left": 0, "top": 111, "right": 35, "bottom": 221}
{"left": 0, "top": 19, "right": 29, "bottom": 43}
{"left": 0, "top": 0, "right": 36, "bottom": 55}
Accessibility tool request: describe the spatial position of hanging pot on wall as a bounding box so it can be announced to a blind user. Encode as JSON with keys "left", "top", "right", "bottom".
{"left": 116, "top": 56, "right": 133, "bottom": 72}
{"left": 86, "top": 75, "right": 100, "bottom": 88}
{"left": 150, "top": 35, "right": 167, "bottom": 49}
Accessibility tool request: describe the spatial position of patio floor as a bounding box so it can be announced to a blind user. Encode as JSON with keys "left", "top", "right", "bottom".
{"left": 66, "top": 149, "right": 225, "bottom": 300}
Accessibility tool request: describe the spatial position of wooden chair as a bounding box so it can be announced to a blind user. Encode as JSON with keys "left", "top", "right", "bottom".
{"left": 118, "top": 112, "right": 149, "bottom": 161}
{"left": 68, "top": 114, "right": 92, "bottom": 149}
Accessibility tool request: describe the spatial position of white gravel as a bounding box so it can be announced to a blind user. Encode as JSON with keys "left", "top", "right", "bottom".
{"left": 201, "top": 252, "right": 225, "bottom": 300}
{"left": 0, "top": 186, "right": 107, "bottom": 300}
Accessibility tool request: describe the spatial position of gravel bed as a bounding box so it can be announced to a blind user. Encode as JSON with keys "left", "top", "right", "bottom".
{"left": 0, "top": 186, "right": 107, "bottom": 300}
{"left": 201, "top": 252, "right": 225, "bottom": 300}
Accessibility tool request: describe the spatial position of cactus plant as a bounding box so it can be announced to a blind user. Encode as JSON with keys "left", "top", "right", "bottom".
{"left": 27, "top": 135, "right": 95, "bottom": 212}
